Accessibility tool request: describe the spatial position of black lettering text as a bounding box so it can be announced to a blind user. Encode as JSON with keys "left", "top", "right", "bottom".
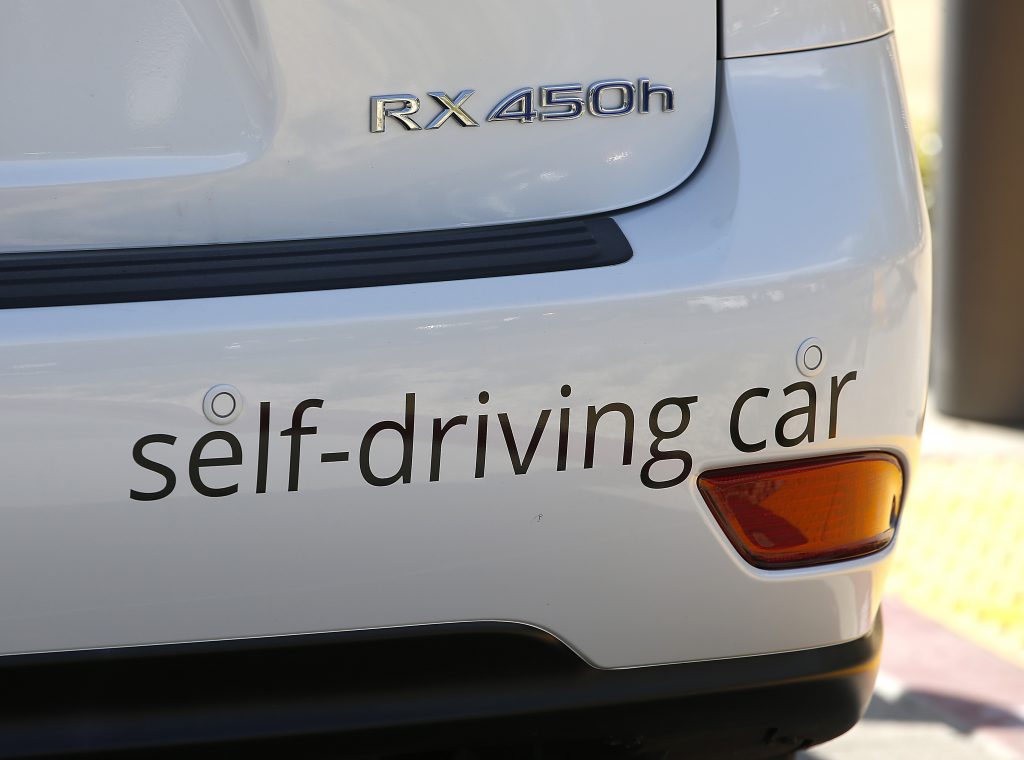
{"left": 641, "top": 396, "right": 696, "bottom": 489}
{"left": 829, "top": 371, "right": 858, "bottom": 438}
{"left": 475, "top": 391, "right": 489, "bottom": 478}
{"left": 498, "top": 410, "right": 551, "bottom": 475}
{"left": 730, "top": 388, "right": 769, "bottom": 452}
{"left": 775, "top": 382, "right": 817, "bottom": 447}
{"left": 359, "top": 393, "right": 416, "bottom": 486}
{"left": 189, "top": 431, "right": 242, "bottom": 498}
{"left": 130, "top": 434, "right": 177, "bottom": 501}
{"left": 256, "top": 401, "right": 270, "bottom": 493}
{"left": 557, "top": 384, "right": 571, "bottom": 471}
{"left": 280, "top": 399, "right": 324, "bottom": 492}
{"left": 430, "top": 415, "right": 468, "bottom": 482}
{"left": 584, "top": 403, "right": 634, "bottom": 468}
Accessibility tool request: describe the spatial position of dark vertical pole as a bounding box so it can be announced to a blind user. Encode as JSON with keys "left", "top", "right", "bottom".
{"left": 933, "top": 1, "right": 1024, "bottom": 423}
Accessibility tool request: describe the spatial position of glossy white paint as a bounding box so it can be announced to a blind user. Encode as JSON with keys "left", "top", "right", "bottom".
{"left": 0, "top": 36, "right": 928, "bottom": 667}
{"left": 722, "top": 0, "right": 893, "bottom": 58}
{"left": 0, "top": 0, "right": 275, "bottom": 188}
{"left": 0, "top": 0, "right": 715, "bottom": 251}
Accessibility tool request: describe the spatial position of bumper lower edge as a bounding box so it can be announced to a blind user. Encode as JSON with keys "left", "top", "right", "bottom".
{"left": 0, "top": 615, "right": 881, "bottom": 758}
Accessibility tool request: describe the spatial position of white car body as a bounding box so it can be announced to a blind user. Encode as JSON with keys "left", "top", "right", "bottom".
{"left": 0, "top": 1, "right": 928, "bottom": 756}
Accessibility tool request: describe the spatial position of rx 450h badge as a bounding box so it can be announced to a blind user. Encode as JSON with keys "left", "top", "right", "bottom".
{"left": 370, "top": 78, "right": 674, "bottom": 132}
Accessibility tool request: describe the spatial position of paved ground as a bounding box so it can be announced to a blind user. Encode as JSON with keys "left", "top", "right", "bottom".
{"left": 803, "top": 694, "right": 1014, "bottom": 760}
{"left": 891, "top": 414, "right": 1024, "bottom": 666}
{"left": 804, "top": 694, "right": 1012, "bottom": 760}
{"left": 803, "top": 600, "right": 1023, "bottom": 759}
{"left": 800, "top": 411, "right": 1024, "bottom": 759}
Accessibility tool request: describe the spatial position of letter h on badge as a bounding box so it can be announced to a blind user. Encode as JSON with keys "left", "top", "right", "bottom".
{"left": 639, "top": 78, "right": 674, "bottom": 113}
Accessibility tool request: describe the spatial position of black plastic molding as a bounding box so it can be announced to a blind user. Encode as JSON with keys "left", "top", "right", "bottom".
{"left": 0, "top": 617, "right": 882, "bottom": 758}
{"left": 0, "top": 217, "right": 632, "bottom": 309}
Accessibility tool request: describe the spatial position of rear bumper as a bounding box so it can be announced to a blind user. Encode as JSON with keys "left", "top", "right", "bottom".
{"left": 0, "top": 616, "right": 882, "bottom": 759}
{"left": 0, "top": 35, "right": 928, "bottom": 668}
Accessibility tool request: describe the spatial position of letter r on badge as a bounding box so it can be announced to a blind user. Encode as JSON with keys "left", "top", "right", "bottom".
{"left": 370, "top": 95, "right": 422, "bottom": 133}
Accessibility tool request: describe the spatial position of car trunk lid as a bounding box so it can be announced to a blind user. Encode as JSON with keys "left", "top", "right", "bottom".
{"left": 0, "top": 0, "right": 717, "bottom": 252}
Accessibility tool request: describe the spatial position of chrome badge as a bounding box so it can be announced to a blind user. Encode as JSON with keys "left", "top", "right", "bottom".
{"left": 370, "top": 78, "right": 673, "bottom": 133}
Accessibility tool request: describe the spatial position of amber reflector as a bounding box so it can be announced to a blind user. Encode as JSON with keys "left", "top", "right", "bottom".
{"left": 697, "top": 453, "right": 904, "bottom": 569}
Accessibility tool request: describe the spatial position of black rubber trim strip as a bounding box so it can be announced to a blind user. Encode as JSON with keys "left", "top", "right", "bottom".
{"left": 0, "top": 217, "right": 632, "bottom": 309}
{"left": 0, "top": 616, "right": 881, "bottom": 758}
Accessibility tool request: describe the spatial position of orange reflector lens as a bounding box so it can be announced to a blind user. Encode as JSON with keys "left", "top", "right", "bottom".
{"left": 697, "top": 453, "right": 904, "bottom": 569}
